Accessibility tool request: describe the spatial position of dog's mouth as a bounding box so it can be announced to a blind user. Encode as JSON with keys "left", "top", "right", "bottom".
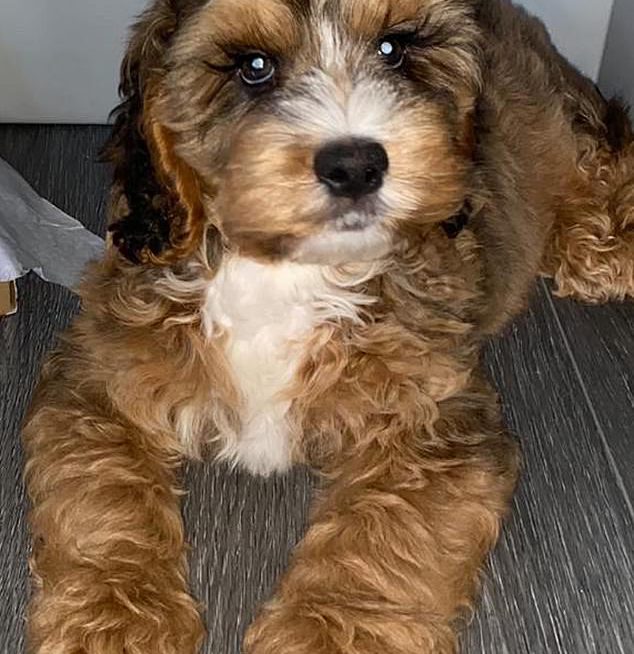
{"left": 331, "top": 210, "right": 379, "bottom": 232}
{"left": 291, "top": 198, "right": 392, "bottom": 265}
{"left": 327, "top": 196, "right": 383, "bottom": 232}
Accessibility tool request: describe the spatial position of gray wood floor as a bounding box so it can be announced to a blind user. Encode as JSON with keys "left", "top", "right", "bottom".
{"left": 0, "top": 125, "right": 632, "bottom": 654}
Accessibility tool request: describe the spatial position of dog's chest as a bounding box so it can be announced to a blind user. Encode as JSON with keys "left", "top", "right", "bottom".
{"left": 201, "top": 257, "right": 366, "bottom": 476}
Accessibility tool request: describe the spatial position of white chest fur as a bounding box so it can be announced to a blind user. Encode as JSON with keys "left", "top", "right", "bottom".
{"left": 201, "top": 256, "right": 374, "bottom": 476}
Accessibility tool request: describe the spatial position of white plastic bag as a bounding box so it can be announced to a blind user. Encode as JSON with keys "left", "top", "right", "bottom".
{"left": 0, "top": 157, "right": 104, "bottom": 290}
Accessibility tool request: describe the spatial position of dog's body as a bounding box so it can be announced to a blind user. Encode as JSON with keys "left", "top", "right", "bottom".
{"left": 23, "top": 1, "right": 634, "bottom": 653}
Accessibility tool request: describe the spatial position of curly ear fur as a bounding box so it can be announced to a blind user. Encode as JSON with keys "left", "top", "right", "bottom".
{"left": 102, "top": 0, "right": 206, "bottom": 265}
{"left": 543, "top": 96, "right": 634, "bottom": 303}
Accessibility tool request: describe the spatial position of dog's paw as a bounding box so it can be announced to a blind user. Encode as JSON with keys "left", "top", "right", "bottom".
{"left": 244, "top": 600, "right": 457, "bottom": 654}
{"left": 245, "top": 608, "right": 327, "bottom": 654}
{"left": 108, "top": 213, "right": 171, "bottom": 264}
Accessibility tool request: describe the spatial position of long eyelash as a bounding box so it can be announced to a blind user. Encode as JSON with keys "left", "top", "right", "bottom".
{"left": 383, "top": 15, "right": 445, "bottom": 50}
{"left": 203, "top": 51, "right": 273, "bottom": 75}
{"left": 382, "top": 16, "right": 426, "bottom": 38}
{"left": 386, "top": 30, "right": 419, "bottom": 44}
{"left": 203, "top": 60, "right": 236, "bottom": 74}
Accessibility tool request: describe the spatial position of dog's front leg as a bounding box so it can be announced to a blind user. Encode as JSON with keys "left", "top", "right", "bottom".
{"left": 23, "top": 401, "right": 204, "bottom": 654}
{"left": 245, "top": 396, "right": 518, "bottom": 654}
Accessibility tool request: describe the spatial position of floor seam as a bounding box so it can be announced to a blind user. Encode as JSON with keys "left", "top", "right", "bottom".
{"left": 540, "top": 278, "right": 634, "bottom": 521}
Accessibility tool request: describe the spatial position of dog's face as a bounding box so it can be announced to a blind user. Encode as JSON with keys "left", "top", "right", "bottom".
{"left": 127, "top": 0, "right": 481, "bottom": 265}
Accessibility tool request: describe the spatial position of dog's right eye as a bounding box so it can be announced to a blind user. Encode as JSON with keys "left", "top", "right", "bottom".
{"left": 377, "top": 38, "right": 405, "bottom": 69}
{"left": 238, "top": 53, "right": 276, "bottom": 87}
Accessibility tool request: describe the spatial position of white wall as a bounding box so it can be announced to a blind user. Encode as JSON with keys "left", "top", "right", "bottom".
{"left": 599, "top": 0, "right": 634, "bottom": 110}
{"left": 0, "top": 0, "right": 147, "bottom": 123}
{"left": 517, "top": 0, "right": 615, "bottom": 80}
{"left": 0, "top": 0, "right": 618, "bottom": 123}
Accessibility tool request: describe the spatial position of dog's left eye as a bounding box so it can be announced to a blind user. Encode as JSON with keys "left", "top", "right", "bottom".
{"left": 238, "top": 53, "right": 276, "bottom": 86}
{"left": 377, "top": 38, "right": 405, "bottom": 69}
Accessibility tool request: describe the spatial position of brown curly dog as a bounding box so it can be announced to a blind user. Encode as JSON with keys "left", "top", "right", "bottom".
{"left": 23, "top": 0, "right": 633, "bottom": 652}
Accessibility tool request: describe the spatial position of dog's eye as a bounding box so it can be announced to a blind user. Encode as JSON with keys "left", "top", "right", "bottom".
{"left": 238, "top": 53, "right": 276, "bottom": 86}
{"left": 377, "top": 38, "right": 405, "bottom": 69}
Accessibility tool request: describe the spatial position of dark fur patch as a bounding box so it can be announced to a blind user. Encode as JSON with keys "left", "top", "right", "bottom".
{"left": 604, "top": 97, "right": 633, "bottom": 153}
{"left": 441, "top": 206, "right": 470, "bottom": 239}
{"left": 102, "top": 96, "right": 172, "bottom": 263}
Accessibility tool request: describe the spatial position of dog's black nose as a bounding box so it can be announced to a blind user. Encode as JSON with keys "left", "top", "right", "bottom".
{"left": 314, "top": 139, "right": 389, "bottom": 199}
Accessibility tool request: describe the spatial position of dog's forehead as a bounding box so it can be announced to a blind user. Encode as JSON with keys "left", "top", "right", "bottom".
{"left": 197, "top": 0, "right": 428, "bottom": 51}
{"left": 310, "top": 0, "right": 427, "bottom": 26}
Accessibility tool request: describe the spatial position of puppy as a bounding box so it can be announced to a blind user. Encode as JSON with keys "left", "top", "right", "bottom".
{"left": 23, "top": 0, "right": 634, "bottom": 653}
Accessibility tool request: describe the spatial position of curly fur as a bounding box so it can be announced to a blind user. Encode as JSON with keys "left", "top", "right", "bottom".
{"left": 543, "top": 99, "right": 634, "bottom": 302}
{"left": 23, "top": 1, "right": 633, "bottom": 653}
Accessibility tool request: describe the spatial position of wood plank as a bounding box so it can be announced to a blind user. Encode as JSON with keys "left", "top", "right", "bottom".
{"left": 182, "top": 464, "right": 313, "bottom": 653}
{"left": 542, "top": 280, "right": 634, "bottom": 503}
{"left": 463, "top": 288, "right": 634, "bottom": 654}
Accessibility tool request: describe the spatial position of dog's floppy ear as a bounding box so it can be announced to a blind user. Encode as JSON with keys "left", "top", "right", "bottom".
{"left": 102, "top": 0, "right": 206, "bottom": 265}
